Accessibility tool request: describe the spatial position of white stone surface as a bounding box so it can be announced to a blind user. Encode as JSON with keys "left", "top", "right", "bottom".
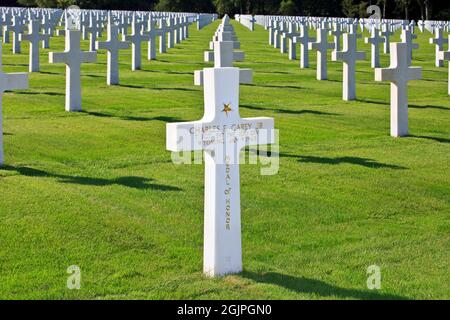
{"left": 365, "top": 27, "right": 385, "bottom": 68}
{"left": 332, "top": 33, "right": 366, "bottom": 101}
{"left": 125, "top": 18, "right": 145, "bottom": 71}
{"left": 49, "top": 30, "right": 97, "bottom": 112}
{"left": 309, "top": 28, "right": 335, "bottom": 80}
{"left": 294, "top": 24, "right": 314, "bottom": 68}
{"left": 167, "top": 67, "right": 274, "bottom": 277}
{"left": 375, "top": 43, "right": 422, "bottom": 137}
{"left": 438, "top": 43, "right": 450, "bottom": 95}
{"left": 429, "top": 28, "right": 448, "bottom": 67}
{"left": 20, "top": 20, "right": 47, "bottom": 72}
{"left": 96, "top": 22, "right": 130, "bottom": 85}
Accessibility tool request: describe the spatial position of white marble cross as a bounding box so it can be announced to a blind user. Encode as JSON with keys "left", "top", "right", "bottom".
{"left": 49, "top": 30, "right": 97, "bottom": 112}
{"left": 365, "top": 27, "right": 385, "bottom": 68}
{"left": 282, "top": 23, "right": 299, "bottom": 60}
{"left": 19, "top": 20, "right": 47, "bottom": 72}
{"left": 381, "top": 24, "right": 393, "bottom": 54}
{"left": 167, "top": 67, "right": 274, "bottom": 277}
{"left": 125, "top": 18, "right": 145, "bottom": 71}
{"left": 96, "top": 22, "right": 130, "bottom": 85}
{"left": 86, "top": 17, "right": 103, "bottom": 52}
{"left": 10, "top": 16, "right": 25, "bottom": 54}
{"left": 196, "top": 41, "right": 252, "bottom": 85}
{"left": 309, "top": 28, "right": 335, "bottom": 80}
{"left": 0, "top": 42, "right": 28, "bottom": 165}
{"left": 429, "top": 28, "right": 448, "bottom": 68}
{"left": 438, "top": 41, "right": 450, "bottom": 95}
{"left": 157, "top": 18, "right": 167, "bottom": 54}
{"left": 401, "top": 29, "right": 419, "bottom": 66}
{"left": 294, "top": 24, "right": 315, "bottom": 68}
{"left": 375, "top": 43, "right": 422, "bottom": 137}
{"left": 147, "top": 18, "right": 158, "bottom": 60}
{"left": 330, "top": 23, "right": 343, "bottom": 52}
{"left": 166, "top": 17, "right": 176, "bottom": 49}
{"left": 332, "top": 33, "right": 366, "bottom": 101}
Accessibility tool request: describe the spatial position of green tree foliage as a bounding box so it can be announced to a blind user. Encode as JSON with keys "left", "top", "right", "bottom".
{"left": 279, "top": 0, "right": 297, "bottom": 15}
{"left": 8, "top": 0, "right": 450, "bottom": 20}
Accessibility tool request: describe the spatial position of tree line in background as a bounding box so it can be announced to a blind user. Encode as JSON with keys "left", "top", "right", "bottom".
{"left": 5, "top": 0, "right": 450, "bottom": 20}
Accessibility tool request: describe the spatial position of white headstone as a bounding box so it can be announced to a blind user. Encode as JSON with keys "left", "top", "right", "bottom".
{"left": 166, "top": 67, "right": 274, "bottom": 277}
{"left": 375, "top": 43, "right": 422, "bottom": 137}
{"left": 294, "top": 24, "right": 315, "bottom": 68}
{"left": 96, "top": 21, "right": 130, "bottom": 85}
{"left": 19, "top": 20, "right": 48, "bottom": 72}
{"left": 401, "top": 29, "right": 419, "bottom": 66}
{"left": 365, "top": 27, "right": 385, "bottom": 68}
{"left": 125, "top": 18, "right": 145, "bottom": 71}
{"left": 49, "top": 30, "right": 97, "bottom": 112}
{"left": 332, "top": 33, "right": 366, "bottom": 101}
{"left": 438, "top": 40, "right": 450, "bottom": 95}
{"left": 309, "top": 28, "right": 335, "bottom": 80}
{"left": 429, "top": 28, "right": 448, "bottom": 68}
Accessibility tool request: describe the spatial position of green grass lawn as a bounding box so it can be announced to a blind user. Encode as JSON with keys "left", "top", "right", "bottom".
{"left": 0, "top": 20, "right": 449, "bottom": 300}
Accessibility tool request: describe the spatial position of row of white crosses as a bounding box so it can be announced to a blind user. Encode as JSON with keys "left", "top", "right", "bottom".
{"left": 0, "top": 7, "right": 216, "bottom": 162}
{"left": 195, "top": 15, "right": 252, "bottom": 86}
{"left": 167, "top": 18, "right": 275, "bottom": 276}
{"left": 257, "top": 16, "right": 442, "bottom": 138}
{"left": 47, "top": 9, "right": 201, "bottom": 112}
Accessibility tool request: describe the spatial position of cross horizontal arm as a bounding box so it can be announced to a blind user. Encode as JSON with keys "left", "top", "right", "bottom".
{"left": 49, "top": 52, "right": 69, "bottom": 64}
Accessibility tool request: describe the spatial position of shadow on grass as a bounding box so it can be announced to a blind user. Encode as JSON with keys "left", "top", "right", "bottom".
{"left": 39, "top": 71, "right": 60, "bottom": 76}
{"left": 241, "top": 104, "right": 338, "bottom": 116}
{"left": 13, "top": 91, "right": 64, "bottom": 96}
{"left": 3, "top": 132, "right": 13, "bottom": 136}
{"left": 279, "top": 153, "right": 407, "bottom": 170}
{"left": 409, "top": 135, "right": 450, "bottom": 144}
{"left": 244, "top": 83, "right": 304, "bottom": 90}
{"left": 81, "top": 111, "right": 183, "bottom": 123}
{"left": 119, "top": 84, "right": 198, "bottom": 92}
{"left": 139, "top": 69, "right": 194, "bottom": 75}
{"left": 356, "top": 99, "right": 388, "bottom": 106}
{"left": 242, "top": 271, "right": 409, "bottom": 300}
{"left": 409, "top": 104, "right": 450, "bottom": 111}
{"left": 1, "top": 166, "right": 182, "bottom": 191}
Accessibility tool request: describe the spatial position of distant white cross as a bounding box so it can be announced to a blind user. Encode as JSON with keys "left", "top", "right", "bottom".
{"left": 125, "top": 18, "right": 146, "bottom": 71}
{"left": 0, "top": 41, "right": 28, "bottom": 165}
{"left": 196, "top": 41, "right": 252, "bottom": 85}
{"left": 330, "top": 23, "right": 343, "bottom": 52}
{"left": 375, "top": 43, "right": 422, "bottom": 137}
{"left": 438, "top": 39, "right": 450, "bottom": 95}
{"left": 96, "top": 21, "right": 130, "bottom": 85}
{"left": 49, "top": 30, "right": 97, "bottom": 112}
{"left": 294, "top": 24, "right": 315, "bottom": 68}
{"left": 167, "top": 67, "right": 274, "bottom": 277}
{"left": 401, "top": 29, "right": 419, "bottom": 66}
{"left": 332, "top": 33, "right": 366, "bottom": 101}
{"left": 309, "top": 28, "right": 335, "bottom": 80}
{"left": 10, "top": 15, "right": 25, "bottom": 54}
{"left": 20, "top": 20, "right": 48, "bottom": 72}
{"left": 429, "top": 28, "right": 448, "bottom": 67}
{"left": 365, "top": 27, "right": 385, "bottom": 68}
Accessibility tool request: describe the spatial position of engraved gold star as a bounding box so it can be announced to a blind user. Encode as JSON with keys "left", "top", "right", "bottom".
{"left": 222, "top": 103, "right": 232, "bottom": 116}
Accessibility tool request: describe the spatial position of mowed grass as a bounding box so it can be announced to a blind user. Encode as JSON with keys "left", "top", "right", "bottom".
{"left": 0, "top": 20, "right": 449, "bottom": 300}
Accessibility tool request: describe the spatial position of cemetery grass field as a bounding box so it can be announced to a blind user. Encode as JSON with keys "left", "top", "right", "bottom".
{"left": 0, "top": 20, "right": 449, "bottom": 300}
